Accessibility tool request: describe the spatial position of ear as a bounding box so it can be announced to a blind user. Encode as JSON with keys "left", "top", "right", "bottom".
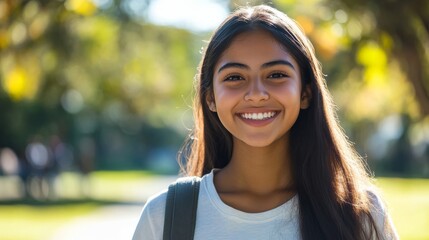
{"left": 300, "top": 84, "right": 312, "bottom": 109}
{"left": 206, "top": 92, "right": 217, "bottom": 112}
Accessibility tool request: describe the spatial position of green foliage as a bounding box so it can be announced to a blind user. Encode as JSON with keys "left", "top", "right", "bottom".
{"left": 0, "top": 0, "right": 428, "bottom": 174}
{"left": 0, "top": 1, "right": 204, "bottom": 169}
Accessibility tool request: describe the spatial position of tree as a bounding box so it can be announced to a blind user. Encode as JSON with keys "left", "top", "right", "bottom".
{"left": 0, "top": 0, "right": 201, "bottom": 171}
{"left": 330, "top": 0, "right": 429, "bottom": 116}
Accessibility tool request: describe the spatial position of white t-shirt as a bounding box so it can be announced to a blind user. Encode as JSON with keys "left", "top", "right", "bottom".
{"left": 132, "top": 170, "right": 397, "bottom": 240}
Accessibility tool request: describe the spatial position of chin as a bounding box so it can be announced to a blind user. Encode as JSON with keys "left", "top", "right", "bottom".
{"left": 240, "top": 139, "right": 277, "bottom": 148}
{"left": 236, "top": 133, "right": 288, "bottom": 149}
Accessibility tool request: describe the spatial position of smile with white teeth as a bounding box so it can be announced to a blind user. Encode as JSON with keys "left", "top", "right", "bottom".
{"left": 240, "top": 112, "right": 277, "bottom": 120}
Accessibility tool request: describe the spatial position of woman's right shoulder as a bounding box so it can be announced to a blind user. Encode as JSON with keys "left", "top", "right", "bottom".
{"left": 144, "top": 189, "right": 169, "bottom": 215}
{"left": 143, "top": 175, "right": 203, "bottom": 213}
{"left": 132, "top": 189, "right": 168, "bottom": 240}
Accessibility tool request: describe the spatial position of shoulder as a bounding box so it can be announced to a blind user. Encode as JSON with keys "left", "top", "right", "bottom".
{"left": 132, "top": 189, "right": 168, "bottom": 240}
{"left": 138, "top": 176, "right": 202, "bottom": 216}
{"left": 132, "top": 176, "right": 203, "bottom": 240}
{"left": 366, "top": 189, "right": 399, "bottom": 240}
{"left": 144, "top": 189, "right": 169, "bottom": 217}
{"left": 367, "top": 190, "right": 385, "bottom": 222}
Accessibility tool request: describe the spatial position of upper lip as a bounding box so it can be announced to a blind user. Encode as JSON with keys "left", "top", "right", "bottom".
{"left": 236, "top": 108, "right": 279, "bottom": 114}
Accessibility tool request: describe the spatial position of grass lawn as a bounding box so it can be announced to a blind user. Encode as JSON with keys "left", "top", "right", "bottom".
{"left": 0, "top": 203, "right": 98, "bottom": 240}
{"left": 376, "top": 178, "right": 429, "bottom": 240}
{"left": 0, "top": 171, "right": 428, "bottom": 240}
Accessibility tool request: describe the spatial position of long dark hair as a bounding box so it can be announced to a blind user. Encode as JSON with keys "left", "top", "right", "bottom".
{"left": 181, "top": 5, "right": 380, "bottom": 240}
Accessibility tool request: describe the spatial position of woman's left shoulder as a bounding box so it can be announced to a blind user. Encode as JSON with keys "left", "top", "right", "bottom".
{"left": 366, "top": 189, "right": 386, "bottom": 217}
{"left": 366, "top": 189, "right": 399, "bottom": 239}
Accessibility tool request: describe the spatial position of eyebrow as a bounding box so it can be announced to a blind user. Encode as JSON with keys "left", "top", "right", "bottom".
{"left": 217, "top": 60, "right": 295, "bottom": 73}
{"left": 262, "top": 60, "right": 295, "bottom": 70}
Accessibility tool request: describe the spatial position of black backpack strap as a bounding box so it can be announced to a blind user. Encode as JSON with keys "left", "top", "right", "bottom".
{"left": 163, "top": 177, "right": 201, "bottom": 240}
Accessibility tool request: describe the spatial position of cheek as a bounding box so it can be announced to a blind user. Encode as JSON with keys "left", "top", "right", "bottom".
{"left": 270, "top": 84, "right": 302, "bottom": 102}
{"left": 214, "top": 86, "right": 242, "bottom": 105}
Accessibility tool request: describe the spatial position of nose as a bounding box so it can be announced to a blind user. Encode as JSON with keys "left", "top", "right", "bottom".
{"left": 244, "top": 78, "right": 269, "bottom": 102}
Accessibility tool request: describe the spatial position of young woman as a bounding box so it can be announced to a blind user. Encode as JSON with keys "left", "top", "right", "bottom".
{"left": 133, "top": 5, "right": 398, "bottom": 240}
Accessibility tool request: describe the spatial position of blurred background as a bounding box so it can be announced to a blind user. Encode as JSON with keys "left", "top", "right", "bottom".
{"left": 0, "top": 0, "right": 428, "bottom": 239}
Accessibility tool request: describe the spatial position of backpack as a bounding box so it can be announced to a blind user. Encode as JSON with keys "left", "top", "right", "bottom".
{"left": 163, "top": 177, "right": 201, "bottom": 240}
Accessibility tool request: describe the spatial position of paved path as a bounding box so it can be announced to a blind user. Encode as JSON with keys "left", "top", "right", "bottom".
{"left": 50, "top": 175, "right": 177, "bottom": 240}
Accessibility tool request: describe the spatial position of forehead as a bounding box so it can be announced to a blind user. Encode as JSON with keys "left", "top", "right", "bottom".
{"left": 215, "top": 29, "right": 299, "bottom": 70}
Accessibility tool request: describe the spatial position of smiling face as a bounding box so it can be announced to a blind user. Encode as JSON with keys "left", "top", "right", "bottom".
{"left": 209, "top": 29, "right": 310, "bottom": 148}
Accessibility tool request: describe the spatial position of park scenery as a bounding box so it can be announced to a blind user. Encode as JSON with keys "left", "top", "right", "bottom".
{"left": 1, "top": 0, "right": 428, "bottom": 239}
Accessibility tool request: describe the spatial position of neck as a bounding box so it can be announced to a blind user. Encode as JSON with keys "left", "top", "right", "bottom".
{"left": 216, "top": 137, "right": 294, "bottom": 195}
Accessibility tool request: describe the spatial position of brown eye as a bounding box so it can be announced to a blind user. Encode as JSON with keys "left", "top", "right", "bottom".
{"left": 268, "top": 72, "right": 288, "bottom": 79}
{"left": 224, "top": 75, "right": 244, "bottom": 81}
